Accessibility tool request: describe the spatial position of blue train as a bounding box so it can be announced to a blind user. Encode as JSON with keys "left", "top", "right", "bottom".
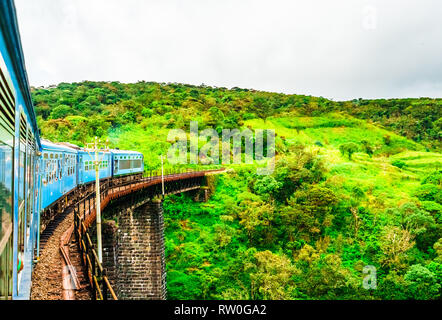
{"left": 0, "top": 1, "right": 144, "bottom": 300}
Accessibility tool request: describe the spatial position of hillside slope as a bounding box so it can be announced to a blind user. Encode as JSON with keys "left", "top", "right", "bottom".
{"left": 32, "top": 81, "right": 442, "bottom": 300}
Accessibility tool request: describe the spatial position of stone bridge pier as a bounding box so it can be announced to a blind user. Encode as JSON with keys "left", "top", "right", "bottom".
{"left": 102, "top": 198, "right": 166, "bottom": 300}
{"left": 99, "top": 173, "right": 214, "bottom": 300}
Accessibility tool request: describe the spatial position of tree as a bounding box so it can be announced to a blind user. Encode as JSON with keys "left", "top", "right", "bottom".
{"left": 393, "top": 203, "right": 436, "bottom": 234}
{"left": 404, "top": 264, "right": 441, "bottom": 300}
{"left": 339, "top": 142, "right": 359, "bottom": 160}
{"left": 50, "top": 104, "right": 73, "bottom": 119}
{"left": 380, "top": 226, "right": 415, "bottom": 267}
{"left": 383, "top": 135, "right": 392, "bottom": 146}
{"left": 377, "top": 270, "right": 408, "bottom": 300}
{"left": 252, "top": 175, "right": 282, "bottom": 201}
{"left": 248, "top": 250, "right": 299, "bottom": 300}
{"left": 422, "top": 170, "right": 442, "bottom": 185}
{"left": 414, "top": 184, "right": 441, "bottom": 203}
{"left": 361, "top": 140, "right": 374, "bottom": 157}
{"left": 253, "top": 96, "right": 272, "bottom": 122}
{"left": 297, "top": 254, "right": 360, "bottom": 299}
{"left": 272, "top": 148, "right": 326, "bottom": 202}
{"left": 434, "top": 238, "right": 442, "bottom": 263}
{"left": 280, "top": 186, "right": 338, "bottom": 239}
{"left": 237, "top": 197, "right": 275, "bottom": 244}
{"left": 390, "top": 202, "right": 437, "bottom": 251}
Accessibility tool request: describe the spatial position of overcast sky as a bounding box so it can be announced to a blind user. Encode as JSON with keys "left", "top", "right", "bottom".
{"left": 14, "top": 0, "right": 442, "bottom": 101}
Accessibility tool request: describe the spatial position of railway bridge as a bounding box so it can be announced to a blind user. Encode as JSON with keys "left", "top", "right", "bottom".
{"left": 30, "top": 168, "right": 223, "bottom": 300}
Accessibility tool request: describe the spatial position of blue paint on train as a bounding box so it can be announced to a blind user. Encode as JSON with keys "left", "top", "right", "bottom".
{"left": 111, "top": 150, "right": 144, "bottom": 177}
{"left": 77, "top": 150, "right": 112, "bottom": 185}
{"left": 0, "top": 0, "right": 42, "bottom": 300}
{"left": 40, "top": 140, "right": 78, "bottom": 209}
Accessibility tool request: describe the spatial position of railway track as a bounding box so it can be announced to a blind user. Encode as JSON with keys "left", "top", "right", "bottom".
{"left": 30, "top": 206, "right": 91, "bottom": 300}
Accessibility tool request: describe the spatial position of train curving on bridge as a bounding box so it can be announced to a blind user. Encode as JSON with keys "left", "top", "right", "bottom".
{"left": 0, "top": 0, "right": 221, "bottom": 300}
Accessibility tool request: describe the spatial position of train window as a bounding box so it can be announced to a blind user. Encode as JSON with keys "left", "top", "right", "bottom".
{"left": 133, "top": 160, "right": 142, "bottom": 168}
{"left": 51, "top": 160, "right": 55, "bottom": 183}
{"left": 0, "top": 130, "right": 13, "bottom": 299}
{"left": 19, "top": 150, "right": 25, "bottom": 204}
{"left": 120, "top": 159, "right": 131, "bottom": 170}
{"left": 55, "top": 160, "right": 58, "bottom": 181}
{"left": 43, "top": 153, "right": 48, "bottom": 159}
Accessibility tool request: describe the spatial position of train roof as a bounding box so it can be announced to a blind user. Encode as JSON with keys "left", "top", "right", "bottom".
{"left": 41, "top": 139, "right": 78, "bottom": 153}
{"left": 57, "top": 142, "right": 81, "bottom": 150}
{"left": 110, "top": 149, "right": 143, "bottom": 155}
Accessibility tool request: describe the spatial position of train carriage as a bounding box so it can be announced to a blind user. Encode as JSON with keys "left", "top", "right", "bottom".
{"left": 111, "top": 149, "right": 144, "bottom": 177}
{"left": 40, "top": 140, "right": 78, "bottom": 210}
{"left": 77, "top": 150, "right": 112, "bottom": 185}
{"left": 0, "top": 0, "right": 42, "bottom": 299}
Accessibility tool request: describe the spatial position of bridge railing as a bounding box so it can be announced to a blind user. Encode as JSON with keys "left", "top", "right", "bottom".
{"left": 72, "top": 166, "right": 224, "bottom": 300}
{"left": 73, "top": 181, "right": 117, "bottom": 300}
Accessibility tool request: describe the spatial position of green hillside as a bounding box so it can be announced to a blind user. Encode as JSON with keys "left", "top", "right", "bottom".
{"left": 32, "top": 81, "right": 441, "bottom": 300}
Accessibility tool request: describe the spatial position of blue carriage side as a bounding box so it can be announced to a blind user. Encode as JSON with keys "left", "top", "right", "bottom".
{"left": 0, "top": 0, "right": 42, "bottom": 300}
{"left": 40, "top": 140, "right": 78, "bottom": 210}
{"left": 77, "top": 150, "right": 112, "bottom": 185}
{"left": 111, "top": 149, "right": 144, "bottom": 177}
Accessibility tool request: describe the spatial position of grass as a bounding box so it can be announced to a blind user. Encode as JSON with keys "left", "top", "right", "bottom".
{"left": 109, "top": 112, "right": 440, "bottom": 213}
{"left": 245, "top": 113, "right": 440, "bottom": 212}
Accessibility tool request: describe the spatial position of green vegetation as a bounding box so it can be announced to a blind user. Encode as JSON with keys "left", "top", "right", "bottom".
{"left": 32, "top": 81, "right": 441, "bottom": 300}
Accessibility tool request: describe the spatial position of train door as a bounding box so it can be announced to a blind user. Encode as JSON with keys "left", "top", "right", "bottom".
{"left": 34, "top": 152, "right": 41, "bottom": 259}
{"left": 25, "top": 125, "right": 34, "bottom": 253}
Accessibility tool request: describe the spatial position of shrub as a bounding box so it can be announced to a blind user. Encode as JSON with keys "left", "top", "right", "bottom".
{"left": 422, "top": 170, "right": 442, "bottom": 185}
{"left": 383, "top": 135, "right": 392, "bottom": 146}
{"left": 405, "top": 264, "right": 441, "bottom": 300}
{"left": 392, "top": 160, "right": 406, "bottom": 169}
{"left": 339, "top": 142, "right": 359, "bottom": 160}
{"left": 415, "top": 184, "right": 442, "bottom": 203}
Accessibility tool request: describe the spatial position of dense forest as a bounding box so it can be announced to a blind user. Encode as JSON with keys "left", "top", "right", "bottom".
{"left": 32, "top": 81, "right": 441, "bottom": 300}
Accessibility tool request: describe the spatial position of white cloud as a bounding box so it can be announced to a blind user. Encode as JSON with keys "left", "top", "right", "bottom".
{"left": 15, "top": 0, "right": 442, "bottom": 100}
